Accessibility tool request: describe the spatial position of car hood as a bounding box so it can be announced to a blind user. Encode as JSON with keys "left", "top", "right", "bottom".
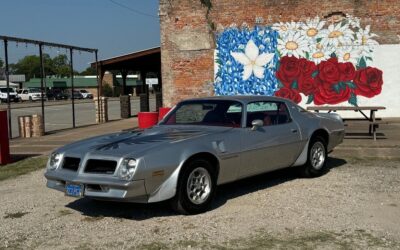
{"left": 56, "top": 125, "right": 232, "bottom": 158}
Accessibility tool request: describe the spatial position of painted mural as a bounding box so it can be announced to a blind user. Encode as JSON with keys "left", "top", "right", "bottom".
{"left": 214, "top": 15, "right": 383, "bottom": 105}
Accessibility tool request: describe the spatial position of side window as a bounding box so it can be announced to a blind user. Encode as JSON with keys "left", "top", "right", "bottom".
{"left": 23, "top": 90, "right": 28, "bottom": 94}
{"left": 246, "top": 101, "right": 291, "bottom": 127}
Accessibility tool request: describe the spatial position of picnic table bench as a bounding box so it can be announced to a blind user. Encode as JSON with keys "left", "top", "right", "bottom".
{"left": 306, "top": 106, "right": 386, "bottom": 140}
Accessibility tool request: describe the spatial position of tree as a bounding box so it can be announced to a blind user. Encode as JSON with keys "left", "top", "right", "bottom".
{"left": 0, "top": 57, "right": 3, "bottom": 68}
{"left": 10, "top": 54, "right": 55, "bottom": 80}
{"left": 80, "top": 66, "right": 97, "bottom": 75}
{"left": 52, "top": 54, "right": 70, "bottom": 77}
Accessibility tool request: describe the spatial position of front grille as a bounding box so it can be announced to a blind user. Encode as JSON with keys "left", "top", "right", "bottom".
{"left": 62, "top": 157, "right": 81, "bottom": 171}
{"left": 84, "top": 159, "right": 117, "bottom": 174}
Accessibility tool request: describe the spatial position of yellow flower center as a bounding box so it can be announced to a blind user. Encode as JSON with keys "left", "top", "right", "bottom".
{"left": 362, "top": 36, "right": 367, "bottom": 45}
{"left": 316, "top": 43, "right": 323, "bottom": 50}
{"left": 328, "top": 30, "right": 343, "bottom": 38}
{"left": 343, "top": 53, "right": 351, "bottom": 61}
{"left": 306, "top": 28, "right": 318, "bottom": 37}
{"left": 281, "top": 25, "right": 287, "bottom": 31}
{"left": 285, "top": 41, "right": 298, "bottom": 50}
{"left": 312, "top": 52, "right": 324, "bottom": 59}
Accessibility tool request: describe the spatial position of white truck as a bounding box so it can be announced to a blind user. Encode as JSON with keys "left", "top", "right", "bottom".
{"left": 18, "top": 88, "right": 46, "bottom": 101}
{"left": 0, "top": 87, "right": 20, "bottom": 103}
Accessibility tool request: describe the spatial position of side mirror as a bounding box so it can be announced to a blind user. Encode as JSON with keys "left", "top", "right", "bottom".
{"left": 251, "top": 119, "right": 263, "bottom": 131}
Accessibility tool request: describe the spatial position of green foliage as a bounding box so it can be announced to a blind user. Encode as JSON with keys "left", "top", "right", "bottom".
{"left": 291, "top": 80, "right": 298, "bottom": 89}
{"left": 357, "top": 56, "right": 367, "bottom": 69}
{"left": 348, "top": 92, "right": 358, "bottom": 106}
{"left": 306, "top": 95, "right": 314, "bottom": 104}
{"left": 102, "top": 84, "right": 113, "bottom": 97}
{"left": 80, "top": 66, "right": 97, "bottom": 76}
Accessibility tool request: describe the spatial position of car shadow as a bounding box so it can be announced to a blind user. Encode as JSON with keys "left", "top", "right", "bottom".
{"left": 66, "top": 156, "right": 347, "bottom": 220}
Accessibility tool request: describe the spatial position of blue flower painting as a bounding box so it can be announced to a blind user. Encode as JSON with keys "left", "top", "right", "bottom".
{"left": 214, "top": 26, "right": 279, "bottom": 96}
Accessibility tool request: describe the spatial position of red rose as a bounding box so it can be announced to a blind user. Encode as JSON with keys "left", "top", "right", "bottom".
{"left": 338, "top": 62, "right": 356, "bottom": 82}
{"left": 298, "top": 75, "right": 317, "bottom": 96}
{"left": 274, "top": 87, "right": 302, "bottom": 104}
{"left": 318, "top": 57, "right": 340, "bottom": 84}
{"left": 353, "top": 67, "right": 383, "bottom": 98}
{"left": 314, "top": 81, "right": 351, "bottom": 105}
{"left": 276, "top": 56, "right": 301, "bottom": 87}
{"left": 298, "top": 58, "right": 317, "bottom": 76}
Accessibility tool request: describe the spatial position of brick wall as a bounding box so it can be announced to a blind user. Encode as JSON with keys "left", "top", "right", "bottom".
{"left": 159, "top": 0, "right": 400, "bottom": 107}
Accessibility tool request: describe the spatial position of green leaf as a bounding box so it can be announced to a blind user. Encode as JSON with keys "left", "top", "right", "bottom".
{"left": 348, "top": 93, "right": 358, "bottom": 106}
{"left": 345, "top": 81, "right": 356, "bottom": 89}
{"left": 311, "top": 70, "right": 319, "bottom": 78}
{"left": 291, "top": 80, "right": 298, "bottom": 89}
{"left": 276, "top": 60, "right": 280, "bottom": 70}
{"left": 277, "top": 80, "right": 284, "bottom": 88}
{"left": 316, "top": 38, "right": 322, "bottom": 43}
{"left": 339, "top": 82, "right": 346, "bottom": 90}
{"left": 330, "top": 52, "right": 337, "bottom": 58}
{"left": 357, "top": 56, "right": 367, "bottom": 69}
{"left": 366, "top": 56, "right": 372, "bottom": 61}
{"left": 306, "top": 95, "right": 314, "bottom": 104}
{"left": 332, "top": 84, "right": 341, "bottom": 94}
{"left": 305, "top": 51, "right": 310, "bottom": 59}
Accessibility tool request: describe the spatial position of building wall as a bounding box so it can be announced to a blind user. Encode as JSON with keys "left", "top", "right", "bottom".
{"left": 160, "top": 0, "right": 400, "bottom": 116}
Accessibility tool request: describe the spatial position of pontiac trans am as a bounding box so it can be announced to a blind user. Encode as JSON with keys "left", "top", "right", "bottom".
{"left": 45, "top": 96, "right": 344, "bottom": 214}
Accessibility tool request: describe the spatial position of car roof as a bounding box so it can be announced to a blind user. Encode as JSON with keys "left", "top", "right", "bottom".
{"left": 181, "top": 95, "right": 292, "bottom": 105}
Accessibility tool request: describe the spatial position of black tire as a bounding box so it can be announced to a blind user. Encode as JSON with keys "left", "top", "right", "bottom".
{"left": 300, "top": 136, "right": 327, "bottom": 178}
{"left": 171, "top": 159, "right": 217, "bottom": 215}
{"left": 29, "top": 96, "right": 33, "bottom": 102}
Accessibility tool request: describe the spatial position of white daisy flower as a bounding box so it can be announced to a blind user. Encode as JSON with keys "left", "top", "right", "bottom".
{"left": 337, "top": 45, "right": 361, "bottom": 65}
{"left": 345, "top": 14, "right": 361, "bottom": 29}
{"left": 355, "top": 25, "right": 379, "bottom": 58}
{"left": 308, "top": 43, "right": 335, "bottom": 64}
{"left": 301, "top": 16, "right": 326, "bottom": 40}
{"left": 318, "top": 23, "right": 354, "bottom": 48}
{"left": 277, "top": 31, "right": 310, "bottom": 58}
{"left": 231, "top": 39, "right": 274, "bottom": 80}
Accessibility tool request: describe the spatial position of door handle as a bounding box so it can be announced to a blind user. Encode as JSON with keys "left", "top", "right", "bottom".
{"left": 291, "top": 129, "right": 298, "bottom": 133}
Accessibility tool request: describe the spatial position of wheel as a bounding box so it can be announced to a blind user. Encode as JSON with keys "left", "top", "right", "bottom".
{"left": 300, "top": 136, "right": 327, "bottom": 177}
{"left": 171, "top": 159, "right": 217, "bottom": 214}
{"left": 29, "top": 96, "right": 33, "bottom": 102}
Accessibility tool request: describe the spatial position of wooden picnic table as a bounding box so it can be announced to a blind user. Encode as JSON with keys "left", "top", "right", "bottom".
{"left": 306, "top": 106, "right": 386, "bottom": 140}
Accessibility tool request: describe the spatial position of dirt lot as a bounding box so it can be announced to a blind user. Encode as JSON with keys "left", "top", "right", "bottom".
{"left": 0, "top": 157, "right": 399, "bottom": 249}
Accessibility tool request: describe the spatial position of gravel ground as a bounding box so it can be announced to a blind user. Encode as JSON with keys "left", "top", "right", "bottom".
{"left": 0, "top": 157, "right": 399, "bottom": 249}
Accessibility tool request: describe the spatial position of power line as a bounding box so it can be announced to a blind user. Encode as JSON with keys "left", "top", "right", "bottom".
{"left": 108, "top": 0, "right": 158, "bottom": 18}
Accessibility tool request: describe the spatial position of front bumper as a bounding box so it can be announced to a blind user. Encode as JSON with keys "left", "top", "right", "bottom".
{"left": 45, "top": 170, "right": 148, "bottom": 203}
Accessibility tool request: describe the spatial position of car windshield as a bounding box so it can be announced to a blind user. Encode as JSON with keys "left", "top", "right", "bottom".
{"left": 160, "top": 100, "right": 243, "bottom": 127}
{"left": 80, "top": 90, "right": 88, "bottom": 93}
{"left": 0, "top": 88, "right": 15, "bottom": 93}
{"left": 29, "top": 89, "right": 41, "bottom": 93}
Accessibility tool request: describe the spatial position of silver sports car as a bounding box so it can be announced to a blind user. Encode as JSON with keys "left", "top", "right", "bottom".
{"left": 45, "top": 96, "right": 344, "bottom": 214}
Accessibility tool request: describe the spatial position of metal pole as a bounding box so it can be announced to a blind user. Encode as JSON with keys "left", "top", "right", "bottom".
{"left": 95, "top": 50, "right": 100, "bottom": 122}
{"left": 39, "top": 44, "right": 46, "bottom": 133}
{"left": 3, "top": 40, "right": 12, "bottom": 138}
{"left": 69, "top": 48, "right": 75, "bottom": 128}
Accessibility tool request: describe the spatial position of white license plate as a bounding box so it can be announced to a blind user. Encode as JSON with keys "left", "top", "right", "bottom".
{"left": 65, "top": 183, "right": 84, "bottom": 197}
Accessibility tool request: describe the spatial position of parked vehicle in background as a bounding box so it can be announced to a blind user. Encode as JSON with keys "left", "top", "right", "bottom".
{"left": 44, "top": 96, "right": 345, "bottom": 214}
{"left": 0, "top": 87, "right": 20, "bottom": 103}
{"left": 79, "top": 89, "right": 93, "bottom": 99}
{"left": 68, "top": 90, "right": 84, "bottom": 100}
{"left": 47, "top": 89, "right": 69, "bottom": 101}
{"left": 18, "top": 88, "right": 46, "bottom": 101}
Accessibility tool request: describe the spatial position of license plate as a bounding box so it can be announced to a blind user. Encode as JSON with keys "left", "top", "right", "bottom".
{"left": 65, "top": 183, "right": 84, "bottom": 197}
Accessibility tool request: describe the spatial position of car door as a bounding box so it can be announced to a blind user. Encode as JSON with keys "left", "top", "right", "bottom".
{"left": 239, "top": 101, "right": 302, "bottom": 178}
{"left": 21, "top": 90, "right": 29, "bottom": 100}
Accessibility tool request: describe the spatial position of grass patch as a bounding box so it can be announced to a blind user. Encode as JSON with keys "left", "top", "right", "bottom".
{"left": 81, "top": 216, "right": 104, "bottom": 222}
{"left": 0, "top": 156, "right": 47, "bottom": 182}
{"left": 4, "top": 211, "right": 30, "bottom": 219}
{"left": 58, "top": 209, "right": 73, "bottom": 217}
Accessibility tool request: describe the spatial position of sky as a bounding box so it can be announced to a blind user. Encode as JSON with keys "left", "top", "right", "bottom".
{"left": 0, "top": 0, "right": 160, "bottom": 71}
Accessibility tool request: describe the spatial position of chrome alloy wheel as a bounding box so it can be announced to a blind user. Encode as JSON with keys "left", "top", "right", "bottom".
{"left": 310, "top": 141, "right": 325, "bottom": 170}
{"left": 186, "top": 167, "right": 212, "bottom": 205}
